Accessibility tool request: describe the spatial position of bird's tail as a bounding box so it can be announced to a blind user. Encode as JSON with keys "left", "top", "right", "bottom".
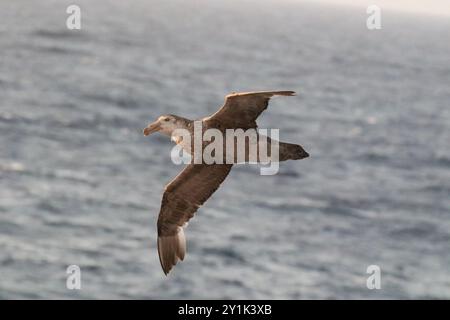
{"left": 279, "top": 142, "right": 309, "bottom": 161}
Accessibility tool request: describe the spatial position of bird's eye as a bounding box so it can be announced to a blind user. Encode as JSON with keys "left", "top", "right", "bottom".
{"left": 164, "top": 118, "right": 170, "bottom": 122}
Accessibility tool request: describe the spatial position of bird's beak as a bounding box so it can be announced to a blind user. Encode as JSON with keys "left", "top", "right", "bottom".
{"left": 143, "top": 121, "right": 161, "bottom": 136}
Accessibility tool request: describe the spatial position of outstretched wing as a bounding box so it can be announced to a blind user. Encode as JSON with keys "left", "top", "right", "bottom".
{"left": 157, "top": 163, "right": 233, "bottom": 275}
{"left": 208, "top": 91, "right": 295, "bottom": 129}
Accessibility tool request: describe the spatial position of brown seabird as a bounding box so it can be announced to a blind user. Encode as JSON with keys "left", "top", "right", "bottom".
{"left": 143, "top": 91, "right": 309, "bottom": 275}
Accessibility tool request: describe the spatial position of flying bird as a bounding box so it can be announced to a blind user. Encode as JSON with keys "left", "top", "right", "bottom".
{"left": 143, "top": 91, "right": 309, "bottom": 275}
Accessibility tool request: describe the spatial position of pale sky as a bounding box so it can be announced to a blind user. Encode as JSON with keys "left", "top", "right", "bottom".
{"left": 299, "top": 0, "right": 450, "bottom": 16}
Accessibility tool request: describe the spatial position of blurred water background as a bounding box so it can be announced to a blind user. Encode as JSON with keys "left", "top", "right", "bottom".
{"left": 0, "top": 0, "right": 449, "bottom": 299}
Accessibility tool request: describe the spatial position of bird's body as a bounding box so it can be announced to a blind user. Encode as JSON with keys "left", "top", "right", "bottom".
{"left": 143, "top": 91, "right": 309, "bottom": 275}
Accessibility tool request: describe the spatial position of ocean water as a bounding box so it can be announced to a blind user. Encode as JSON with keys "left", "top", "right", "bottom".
{"left": 0, "top": 0, "right": 449, "bottom": 299}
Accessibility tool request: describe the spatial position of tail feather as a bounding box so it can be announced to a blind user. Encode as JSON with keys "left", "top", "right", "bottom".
{"left": 279, "top": 142, "right": 309, "bottom": 161}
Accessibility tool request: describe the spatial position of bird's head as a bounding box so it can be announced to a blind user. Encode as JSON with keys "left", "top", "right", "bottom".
{"left": 143, "top": 114, "right": 188, "bottom": 137}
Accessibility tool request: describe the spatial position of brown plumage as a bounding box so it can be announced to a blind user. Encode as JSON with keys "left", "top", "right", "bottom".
{"left": 157, "top": 164, "right": 232, "bottom": 274}
{"left": 207, "top": 91, "right": 296, "bottom": 129}
{"left": 143, "top": 91, "right": 309, "bottom": 275}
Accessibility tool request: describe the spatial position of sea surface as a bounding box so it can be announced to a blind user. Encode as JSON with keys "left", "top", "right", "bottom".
{"left": 0, "top": 0, "right": 449, "bottom": 299}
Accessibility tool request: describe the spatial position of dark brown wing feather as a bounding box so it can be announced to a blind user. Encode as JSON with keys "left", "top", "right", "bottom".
{"left": 208, "top": 91, "right": 295, "bottom": 129}
{"left": 157, "top": 163, "right": 233, "bottom": 275}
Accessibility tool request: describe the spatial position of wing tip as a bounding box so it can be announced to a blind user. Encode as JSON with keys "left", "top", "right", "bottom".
{"left": 273, "top": 90, "right": 296, "bottom": 96}
{"left": 226, "top": 90, "right": 296, "bottom": 98}
{"left": 157, "top": 227, "right": 186, "bottom": 276}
